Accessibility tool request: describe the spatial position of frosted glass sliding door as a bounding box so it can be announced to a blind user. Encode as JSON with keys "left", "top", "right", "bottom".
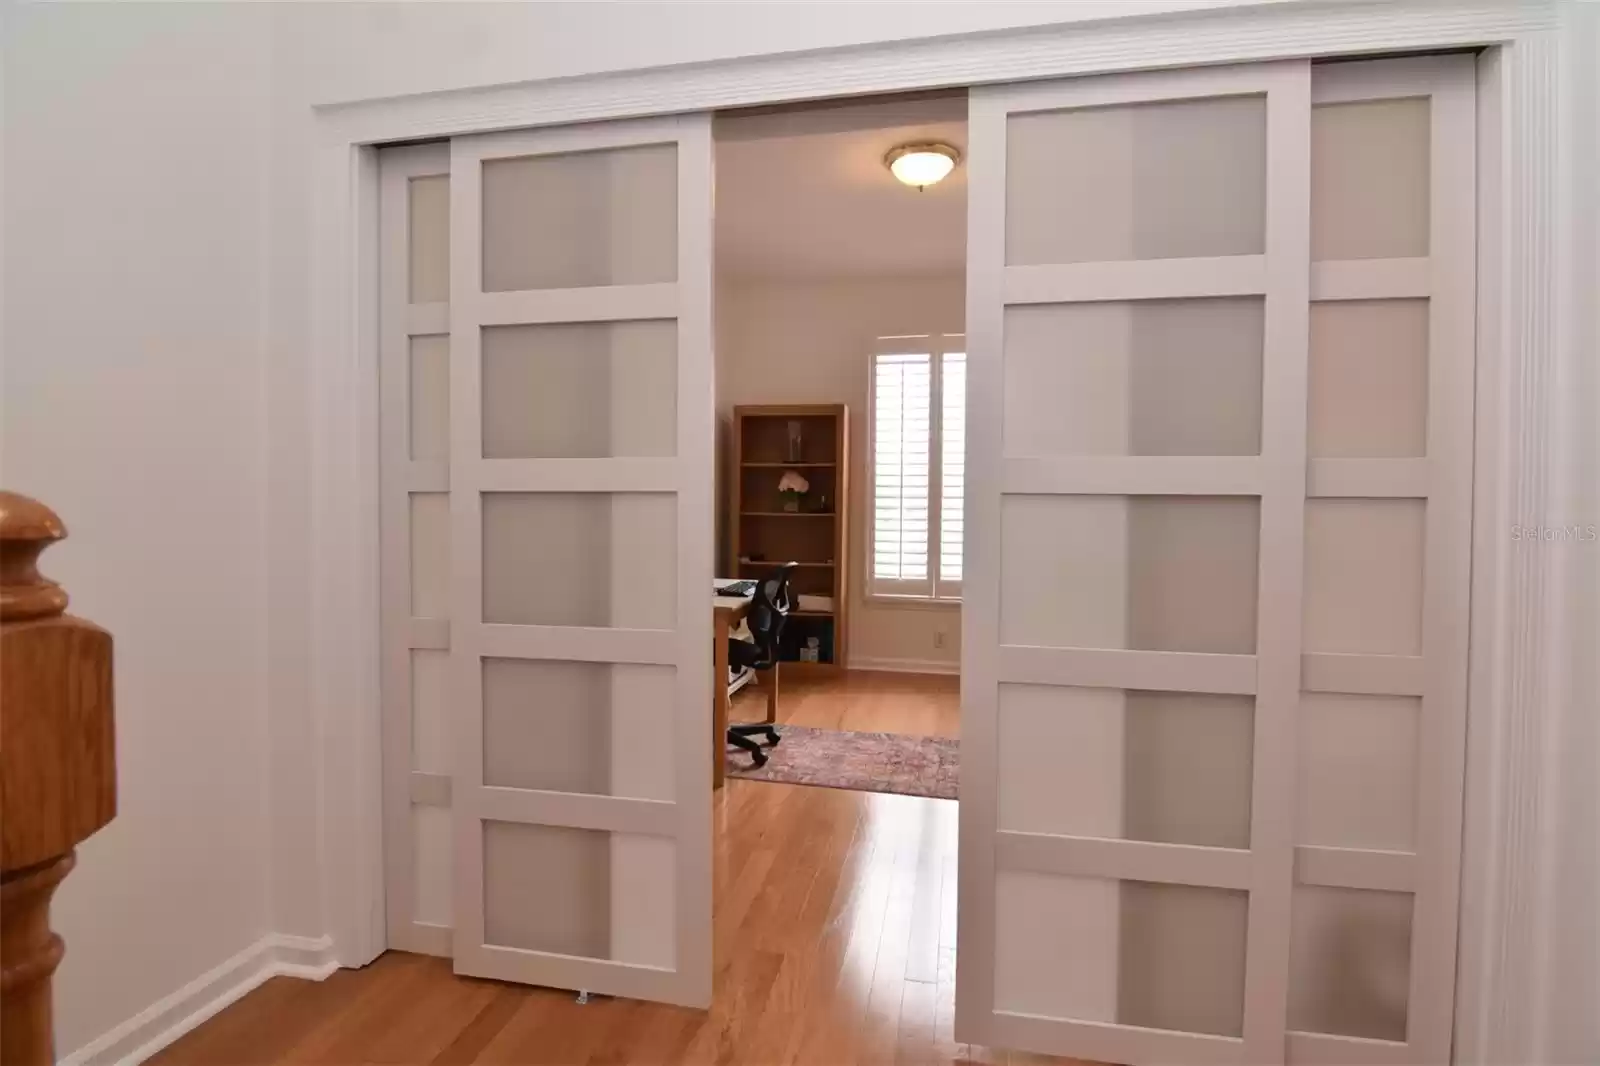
{"left": 958, "top": 55, "right": 1474, "bottom": 1066}
{"left": 446, "top": 118, "right": 714, "bottom": 1007}
{"left": 378, "top": 115, "right": 715, "bottom": 1008}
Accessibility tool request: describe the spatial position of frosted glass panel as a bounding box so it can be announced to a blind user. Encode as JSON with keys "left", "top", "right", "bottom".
{"left": 482, "top": 144, "right": 677, "bottom": 292}
{"left": 1000, "top": 496, "right": 1260, "bottom": 653}
{"left": 483, "top": 822, "right": 675, "bottom": 966}
{"left": 409, "top": 335, "right": 450, "bottom": 461}
{"left": 1309, "top": 300, "right": 1428, "bottom": 458}
{"left": 481, "top": 321, "right": 675, "bottom": 458}
{"left": 481, "top": 493, "right": 674, "bottom": 628}
{"left": 409, "top": 175, "right": 449, "bottom": 303}
{"left": 1298, "top": 694, "right": 1419, "bottom": 851}
{"left": 999, "top": 683, "right": 1252, "bottom": 849}
{"left": 996, "top": 872, "right": 1247, "bottom": 1036}
{"left": 1304, "top": 499, "right": 1424, "bottom": 655}
{"left": 1312, "top": 99, "right": 1430, "bottom": 261}
{"left": 483, "top": 659, "right": 674, "bottom": 799}
{"left": 1290, "top": 886, "right": 1413, "bottom": 1041}
{"left": 1008, "top": 95, "right": 1265, "bottom": 265}
{"left": 410, "top": 493, "right": 449, "bottom": 619}
{"left": 1005, "top": 299, "right": 1263, "bottom": 457}
{"left": 411, "top": 649, "right": 450, "bottom": 775}
{"left": 412, "top": 805, "right": 451, "bottom": 927}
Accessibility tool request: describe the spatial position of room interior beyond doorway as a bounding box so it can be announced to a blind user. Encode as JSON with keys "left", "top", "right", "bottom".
{"left": 713, "top": 91, "right": 968, "bottom": 795}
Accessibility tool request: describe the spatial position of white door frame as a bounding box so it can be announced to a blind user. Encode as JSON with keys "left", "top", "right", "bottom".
{"left": 302, "top": 3, "right": 1579, "bottom": 1060}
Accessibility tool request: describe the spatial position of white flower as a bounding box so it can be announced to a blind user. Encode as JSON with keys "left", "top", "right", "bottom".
{"left": 777, "top": 471, "right": 810, "bottom": 494}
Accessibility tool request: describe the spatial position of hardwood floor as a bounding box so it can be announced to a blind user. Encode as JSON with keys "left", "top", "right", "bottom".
{"left": 154, "top": 671, "right": 1087, "bottom": 1066}
{"left": 737, "top": 668, "right": 960, "bottom": 738}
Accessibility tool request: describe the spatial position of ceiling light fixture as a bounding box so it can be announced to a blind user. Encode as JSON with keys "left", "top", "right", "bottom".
{"left": 885, "top": 142, "right": 960, "bottom": 190}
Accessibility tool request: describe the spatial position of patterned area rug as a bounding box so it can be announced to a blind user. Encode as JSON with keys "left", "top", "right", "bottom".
{"left": 726, "top": 725, "right": 959, "bottom": 800}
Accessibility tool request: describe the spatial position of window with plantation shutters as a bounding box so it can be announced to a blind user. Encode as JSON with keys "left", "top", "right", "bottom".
{"left": 870, "top": 335, "right": 965, "bottom": 601}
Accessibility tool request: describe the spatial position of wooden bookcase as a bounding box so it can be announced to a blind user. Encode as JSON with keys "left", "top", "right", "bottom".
{"left": 728, "top": 404, "right": 849, "bottom": 671}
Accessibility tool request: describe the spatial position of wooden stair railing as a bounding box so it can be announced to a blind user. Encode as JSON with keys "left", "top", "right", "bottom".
{"left": 0, "top": 492, "right": 116, "bottom": 1065}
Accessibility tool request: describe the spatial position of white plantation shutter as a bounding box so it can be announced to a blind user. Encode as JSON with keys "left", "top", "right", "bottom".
{"left": 939, "top": 351, "right": 966, "bottom": 594}
{"left": 871, "top": 337, "right": 964, "bottom": 601}
{"left": 873, "top": 352, "right": 932, "bottom": 593}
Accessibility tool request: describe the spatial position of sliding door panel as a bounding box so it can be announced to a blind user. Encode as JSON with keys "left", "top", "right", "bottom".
{"left": 445, "top": 116, "right": 713, "bottom": 1007}
{"left": 380, "top": 144, "right": 456, "bottom": 958}
{"left": 959, "top": 55, "right": 1474, "bottom": 1066}
{"left": 1292, "top": 57, "right": 1475, "bottom": 1065}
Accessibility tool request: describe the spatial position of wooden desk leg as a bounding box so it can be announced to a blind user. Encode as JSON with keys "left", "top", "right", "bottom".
{"left": 713, "top": 614, "right": 729, "bottom": 790}
{"left": 764, "top": 662, "right": 779, "bottom": 725}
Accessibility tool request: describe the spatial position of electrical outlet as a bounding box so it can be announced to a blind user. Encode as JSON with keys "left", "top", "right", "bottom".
{"left": 933, "top": 631, "right": 947, "bottom": 650}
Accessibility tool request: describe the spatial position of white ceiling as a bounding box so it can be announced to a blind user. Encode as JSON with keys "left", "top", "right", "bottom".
{"left": 715, "top": 95, "right": 967, "bottom": 281}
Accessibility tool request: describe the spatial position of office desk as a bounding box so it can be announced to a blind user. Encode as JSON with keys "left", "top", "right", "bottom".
{"left": 712, "top": 580, "right": 777, "bottom": 789}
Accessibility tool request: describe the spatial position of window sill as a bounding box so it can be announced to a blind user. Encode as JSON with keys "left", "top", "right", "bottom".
{"left": 865, "top": 593, "right": 962, "bottom": 611}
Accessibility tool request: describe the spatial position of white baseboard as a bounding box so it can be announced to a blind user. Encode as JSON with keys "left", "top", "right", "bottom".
{"left": 850, "top": 657, "right": 960, "bottom": 676}
{"left": 60, "top": 933, "right": 339, "bottom": 1066}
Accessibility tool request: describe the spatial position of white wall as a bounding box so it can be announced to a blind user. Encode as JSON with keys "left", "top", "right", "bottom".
{"left": 1, "top": 3, "right": 275, "bottom": 1057}
{"left": 260, "top": 7, "right": 328, "bottom": 949}
{"left": 719, "top": 277, "right": 964, "bottom": 668}
{"left": 275, "top": 0, "right": 1289, "bottom": 107}
{"left": 1540, "top": 6, "right": 1600, "bottom": 1060}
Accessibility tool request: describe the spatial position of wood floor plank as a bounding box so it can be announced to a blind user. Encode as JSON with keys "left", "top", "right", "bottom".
{"left": 430, "top": 983, "right": 524, "bottom": 1065}
{"left": 904, "top": 802, "right": 950, "bottom": 984}
{"left": 732, "top": 670, "right": 960, "bottom": 739}
{"left": 933, "top": 946, "right": 964, "bottom": 1063}
{"left": 624, "top": 1004, "right": 705, "bottom": 1066}
{"left": 896, "top": 976, "right": 939, "bottom": 1065}
{"left": 476, "top": 987, "right": 618, "bottom": 1065}
{"left": 152, "top": 972, "right": 361, "bottom": 1066}
{"left": 152, "top": 673, "right": 1103, "bottom": 1066}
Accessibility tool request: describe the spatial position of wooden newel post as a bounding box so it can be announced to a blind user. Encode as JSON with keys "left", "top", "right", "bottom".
{"left": 0, "top": 492, "right": 116, "bottom": 1065}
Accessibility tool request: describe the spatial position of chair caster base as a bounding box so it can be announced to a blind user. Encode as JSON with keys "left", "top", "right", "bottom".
{"left": 728, "top": 724, "right": 780, "bottom": 769}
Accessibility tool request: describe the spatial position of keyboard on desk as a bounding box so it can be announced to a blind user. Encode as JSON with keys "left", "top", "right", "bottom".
{"left": 716, "top": 580, "right": 757, "bottom": 597}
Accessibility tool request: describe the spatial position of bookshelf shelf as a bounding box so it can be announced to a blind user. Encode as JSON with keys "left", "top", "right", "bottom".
{"left": 741, "top": 462, "right": 837, "bottom": 469}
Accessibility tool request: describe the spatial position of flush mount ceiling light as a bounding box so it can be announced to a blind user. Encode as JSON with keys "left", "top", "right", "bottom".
{"left": 885, "top": 142, "right": 960, "bottom": 190}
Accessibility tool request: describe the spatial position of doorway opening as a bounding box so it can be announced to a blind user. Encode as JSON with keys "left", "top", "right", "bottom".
{"left": 706, "top": 89, "right": 971, "bottom": 1062}
{"left": 714, "top": 92, "right": 967, "bottom": 796}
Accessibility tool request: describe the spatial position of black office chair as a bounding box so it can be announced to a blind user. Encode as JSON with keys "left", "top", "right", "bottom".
{"left": 726, "top": 562, "right": 796, "bottom": 768}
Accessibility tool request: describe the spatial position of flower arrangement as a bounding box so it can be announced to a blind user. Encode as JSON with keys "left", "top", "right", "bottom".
{"left": 777, "top": 470, "right": 810, "bottom": 512}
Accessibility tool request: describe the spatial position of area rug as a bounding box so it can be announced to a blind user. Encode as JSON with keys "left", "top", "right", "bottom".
{"left": 725, "top": 725, "right": 959, "bottom": 800}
